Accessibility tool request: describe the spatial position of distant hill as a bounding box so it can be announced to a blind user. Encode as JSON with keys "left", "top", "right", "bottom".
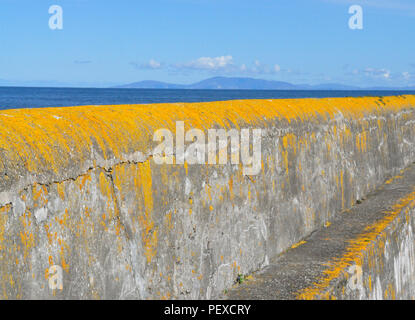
{"left": 117, "top": 80, "right": 183, "bottom": 89}
{"left": 188, "top": 77, "right": 296, "bottom": 90}
{"left": 114, "top": 80, "right": 183, "bottom": 89}
{"left": 115, "top": 77, "right": 295, "bottom": 90}
{"left": 114, "top": 76, "right": 415, "bottom": 91}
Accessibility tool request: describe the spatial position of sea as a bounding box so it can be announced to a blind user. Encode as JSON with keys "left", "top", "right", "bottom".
{"left": 1, "top": 86, "right": 415, "bottom": 110}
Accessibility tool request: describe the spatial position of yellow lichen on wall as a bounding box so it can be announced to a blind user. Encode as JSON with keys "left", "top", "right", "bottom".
{"left": 113, "top": 160, "right": 158, "bottom": 264}
{"left": 0, "top": 211, "right": 8, "bottom": 252}
{"left": 19, "top": 210, "right": 35, "bottom": 261}
{"left": 136, "top": 161, "right": 158, "bottom": 264}
{"left": 0, "top": 96, "right": 414, "bottom": 178}
{"left": 296, "top": 183, "right": 415, "bottom": 300}
{"left": 0, "top": 95, "right": 414, "bottom": 299}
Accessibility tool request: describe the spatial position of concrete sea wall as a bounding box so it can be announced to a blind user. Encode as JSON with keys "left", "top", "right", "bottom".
{"left": 226, "top": 164, "right": 415, "bottom": 300}
{"left": 0, "top": 95, "right": 415, "bottom": 299}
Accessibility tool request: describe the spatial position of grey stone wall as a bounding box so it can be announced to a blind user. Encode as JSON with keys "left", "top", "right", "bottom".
{"left": 0, "top": 96, "right": 415, "bottom": 299}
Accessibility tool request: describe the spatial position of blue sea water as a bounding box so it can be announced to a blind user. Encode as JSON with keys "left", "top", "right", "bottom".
{"left": 1, "top": 86, "right": 415, "bottom": 110}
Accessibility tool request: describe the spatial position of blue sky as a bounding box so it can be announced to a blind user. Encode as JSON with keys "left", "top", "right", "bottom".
{"left": 0, "top": 0, "right": 414, "bottom": 87}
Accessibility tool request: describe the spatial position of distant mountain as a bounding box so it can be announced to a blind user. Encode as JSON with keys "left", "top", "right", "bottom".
{"left": 115, "top": 77, "right": 296, "bottom": 90}
{"left": 188, "top": 77, "right": 296, "bottom": 90}
{"left": 115, "top": 76, "right": 415, "bottom": 91}
{"left": 115, "top": 80, "right": 183, "bottom": 89}
{"left": 0, "top": 76, "right": 413, "bottom": 90}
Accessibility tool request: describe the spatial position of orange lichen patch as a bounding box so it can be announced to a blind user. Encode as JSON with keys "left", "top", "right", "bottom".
{"left": 164, "top": 212, "right": 173, "bottom": 230}
{"left": 0, "top": 214, "right": 8, "bottom": 251}
{"left": 228, "top": 177, "right": 234, "bottom": 201}
{"left": 291, "top": 240, "right": 307, "bottom": 249}
{"left": 130, "top": 161, "right": 158, "bottom": 264}
{"left": 0, "top": 96, "right": 414, "bottom": 179}
{"left": 44, "top": 224, "right": 53, "bottom": 245}
{"left": 32, "top": 184, "right": 48, "bottom": 208}
{"left": 19, "top": 211, "right": 35, "bottom": 260}
{"left": 385, "top": 175, "right": 404, "bottom": 185}
{"left": 0, "top": 204, "right": 12, "bottom": 214}
{"left": 296, "top": 187, "right": 415, "bottom": 300}
{"left": 78, "top": 174, "right": 91, "bottom": 191}
{"left": 100, "top": 213, "right": 107, "bottom": 230}
{"left": 60, "top": 244, "right": 69, "bottom": 272}
{"left": 98, "top": 171, "right": 119, "bottom": 221}
{"left": 56, "top": 183, "right": 65, "bottom": 200}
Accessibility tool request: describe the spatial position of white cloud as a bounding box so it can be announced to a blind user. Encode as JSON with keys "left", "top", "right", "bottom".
{"left": 131, "top": 59, "right": 163, "bottom": 70}
{"left": 402, "top": 71, "right": 411, "bottom": 80}
{"left": 177, "top": 55, "right": 234, "bottom": 70}
{"left": 147, "top": 59, "right": 162, "bottom": 69}
{"left": 131, "top": 56, "right": 283, "bottom": 76}
{"left": 344, "top": 66, "right": 415, "bottom": 85}
{"left": 242, "top": 60, "right": 282, "bottom": 75}
{"left": 363, "top": 67, "right": 391, "bottom": 79}
{"left": 172, "top": 56, "right": 283, "bottom": 75}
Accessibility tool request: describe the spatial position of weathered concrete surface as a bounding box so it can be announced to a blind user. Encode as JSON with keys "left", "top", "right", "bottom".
{"left": 225, "top": 164, "right": 415, "bottom": 300}
{"left": 0, "top": 96, "right": 415, "bottom": 299}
